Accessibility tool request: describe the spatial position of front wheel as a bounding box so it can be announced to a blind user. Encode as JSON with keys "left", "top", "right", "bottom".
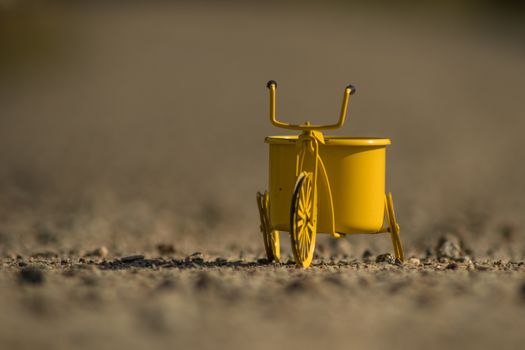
{"left": 290, "top": 172, "right": 317, "bottom": 268}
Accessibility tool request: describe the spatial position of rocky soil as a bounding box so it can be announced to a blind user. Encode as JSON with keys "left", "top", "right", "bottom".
{"left": 1, "top": 237, "right": 524, "bottom": 350}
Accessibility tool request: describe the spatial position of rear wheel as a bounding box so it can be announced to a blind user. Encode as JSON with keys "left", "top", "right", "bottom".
{"left": 290, "top": 172, "right": 317, "bottom": 268}
{"left": 256, "top": 191, "right": 280, "bottom": 262}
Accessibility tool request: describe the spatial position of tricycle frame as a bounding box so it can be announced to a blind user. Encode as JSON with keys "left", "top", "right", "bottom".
{"left": 257, "top": 81, "right": 404, "bottom": 267}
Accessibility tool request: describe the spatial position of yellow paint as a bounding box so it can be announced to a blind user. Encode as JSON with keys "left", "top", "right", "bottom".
{"left": 257, "top": 81, "right": 404, "bottom": 267}
{"left": 267, "top": 136, "right": 389, "bottom": 234}
{"left": 267, "top": 80, "right": 353, "bottom": 130}
{"left": 256, "top": 191, "right": 280, "bottom": 262}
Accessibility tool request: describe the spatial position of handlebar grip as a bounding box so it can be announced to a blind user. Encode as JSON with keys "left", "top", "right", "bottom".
{"left": 266, "top": 80, "right": 277, "bottom": 89}
{"left": 346, "top": 84, "right": 356, "bottom": 95}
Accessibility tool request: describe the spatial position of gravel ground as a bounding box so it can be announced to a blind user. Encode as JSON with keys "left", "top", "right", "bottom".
{"left": 1, "top": 244, "right": 524, "bottom": 350}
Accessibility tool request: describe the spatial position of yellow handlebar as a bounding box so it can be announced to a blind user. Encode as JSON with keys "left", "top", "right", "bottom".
{"left": 266, "top": 80, "right": 356, "bottom": 131}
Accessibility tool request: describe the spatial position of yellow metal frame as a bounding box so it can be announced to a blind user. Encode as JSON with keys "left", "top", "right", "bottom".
{"left": 257, "top": 81, "right": 404, "bottom": 266}
{"left": 267, "top": 80, "right": 354, "bottom": 131}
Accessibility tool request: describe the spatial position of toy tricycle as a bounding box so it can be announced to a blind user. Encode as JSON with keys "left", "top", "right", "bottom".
{"left": 256, "top": 81, "right": 404, "bottom": 267}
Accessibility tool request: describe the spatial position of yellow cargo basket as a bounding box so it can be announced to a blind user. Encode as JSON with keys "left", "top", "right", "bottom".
{"left": 256, "top": 81, "right": 404, "bottom": 267}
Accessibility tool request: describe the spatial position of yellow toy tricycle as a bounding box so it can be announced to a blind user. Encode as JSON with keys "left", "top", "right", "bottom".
{"left": 257, "top": 81, "right": 404, "bottom": 267}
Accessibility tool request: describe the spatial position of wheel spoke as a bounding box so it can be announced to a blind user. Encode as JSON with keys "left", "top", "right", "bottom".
{"left": 305, "top": 224, "right": 311, "bottom": 244}
{"left": 303, "top": 192, "right": 310, "bottom": 213}
{"left": 307, "top": 222, "right": 315, "bottom": 232}
{"left": 297, "top": 226, "right": 304, "bottom": 241}
{"left": 301, "top": 230, "right": 307, "bottom": 257}
{"left": 302, "top": 190, "right": 309, "bottom": 212}
{"left": 301, "top": 189, "right": 308, "bottom": 211}
{"left": 305, "top": 179, "right": 313, "bottom": 212}
{"left": 298, "top": 196, "right": 305, "bottom": 213}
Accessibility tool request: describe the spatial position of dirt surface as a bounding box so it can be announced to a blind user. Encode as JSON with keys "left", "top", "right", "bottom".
{"left": 1, "top": 248, "right": 524, "bottom": 350}
{"left": 1, "top": 2, "right": 524, "bottom": 350}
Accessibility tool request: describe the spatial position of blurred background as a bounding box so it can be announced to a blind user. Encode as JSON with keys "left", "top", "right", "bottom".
{"left": 0, "top": 0, "right": 524, "bottom": 258}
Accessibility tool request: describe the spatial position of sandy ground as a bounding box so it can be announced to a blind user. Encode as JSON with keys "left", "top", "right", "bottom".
{"left": 1, "top": 2, "right": 524, "bottom": 349}
{"left": 1, "top": 248, "right": 524, "bottom": 350}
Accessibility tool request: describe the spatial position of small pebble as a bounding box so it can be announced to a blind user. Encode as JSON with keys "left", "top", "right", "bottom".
{"left": 376, "top": 253, "right": 396, "bottom": 264}
{"left": 457, "top": 256, "right": 472, "bottom": 264}
{"left": 186, "top": 252, "right": 205, "bottom": 263}
{"left": 407, "top": 257, "right": 421, "bottom": 266}
{"left": 85, "top": 246, "right": 109, "bottom": 258}
{"left": 215, "top": 257, "right": 228, "bottom": 264}
{"left": 436, "top": 234, "right": 464, "bottom": 260}
{"left": 189, "top": 252, "right": 203, "bottom": 258}
{"left": 446, "top": 262, "right": 459, "bottom": 270}
{"left": 475, "top": 264, "right": 490, "bottom": 271}
{"left": 362, "top": 249, "right": 373, "bottom": 261}
{"left": 18, "top": 267, "right": 44, "bottom": 285}
{"left": 30, "top": 251, "right": 58, "bottom": 259}
{"left": 120, "top": 255, "right": 145, "bottom": 263}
